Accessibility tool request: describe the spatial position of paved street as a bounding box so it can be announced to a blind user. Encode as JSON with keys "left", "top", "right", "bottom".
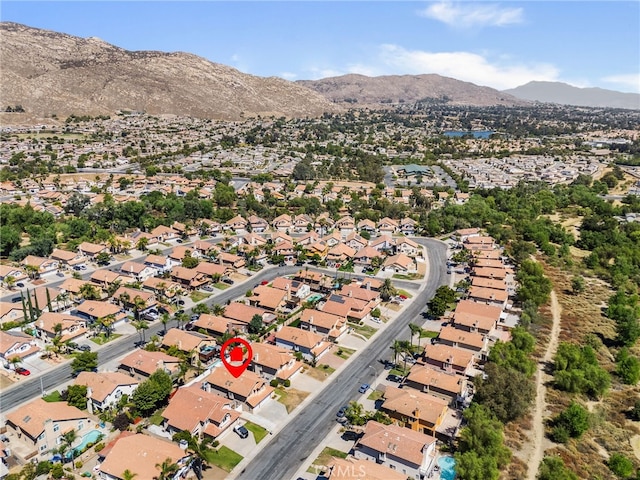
{"left": 231, "top": 238, "right": 449, "bottom": 480}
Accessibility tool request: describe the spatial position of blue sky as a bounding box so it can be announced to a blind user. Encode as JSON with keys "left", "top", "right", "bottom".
{"left": 2, "top": 1, "right": 639, "bottom": 93}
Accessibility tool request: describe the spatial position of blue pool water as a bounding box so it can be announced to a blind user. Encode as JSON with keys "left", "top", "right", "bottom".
{"left": 438, "top": 455, "right": 456, "bottom": 480}
{"left": 308, "top": 294, "right": 323, "bottom": 302}
{"left": 66, "top": 429, "right": 103, "bottom": 459}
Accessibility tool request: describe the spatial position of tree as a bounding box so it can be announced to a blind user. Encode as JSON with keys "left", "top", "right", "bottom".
{"left": 389, "top": 340, "right": 402, "bottom": 365}
{"left": 131, "top": 369, "right": 173, "bottom": 416}
{"left": 550, "top": 402, "right": 590, "bottom": 442}
{"left": 154, "top": 458, "right": 178, "bottom": 480}
{"left": 136, "top": 237, "right": 149, "bottom": 252}
{"left": 4, "top": 275, "right": 16, "bottom": 290}
{"left": 537, "top": 456, "right": 578, "bottom": 480}
{"left": 96, "top": 251, "right": 112, "bottom": 266}
{"left": 616, "top": 348, "right": 640, "bottom": 385}
{"left": 61, "top": 429, "right": 78, "bottom": 467}
{"left": 248, "top": 314, "right": 263, "bottom": 335}
{"left": 570, "top": 276, "right": 585, "bottom": 295}
{"left": 608, "top": 453, "right": 634, "bottom": 478}
{"left": 122, "top": 470, "right": 138, "bottom": 480}
{"left": 380, "top": 278, "right": 396, "bottom": 302}
{"left": 79, "top": 283, "right": 100, "bottom": 301}
{"left": 113, "top": 412, "right": 132, "bottom": 431}
{"left": 553, "top": 342, "right": 610, "bottom": 397}
{"left": 182, "top": 250, "right": 199, "bottom": 268}
{"left": 71, "top": 351, "right": 98, "bottom": 375}
{"left": 132, "top": 295, "right": 147, "bottom": 320}
{"left": 133, "top": 319, "right": 150, "bottom": 343}
{"left": 474, "top": 362, "right": 535, "bottom": 423}
{"left": 66, "top": 385, "right": 88, "bottom": 410}
{"left": 408, "top": 322, "right": 421, "bottom": 349}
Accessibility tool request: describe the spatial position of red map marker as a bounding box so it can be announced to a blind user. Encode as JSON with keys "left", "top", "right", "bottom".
{"left": 220, "top": 337, "right": 253, "bottom": 378}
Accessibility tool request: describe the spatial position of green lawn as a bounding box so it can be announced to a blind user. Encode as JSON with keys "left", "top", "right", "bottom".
{"left": 244, "top": 421, "right": 268, "bottom": 444}
{"left": 390, "top": 367, "right": 409, "bottom": 377}
{"left": 204, "top": 446, "right": 243, "bottom": 472}
{"left": 189, "top": 291, "right": 211, "bottom": 303}
{"left": 367, "top": 390, "right": 384, "bottom": 401}
{"left": 420, "top": 330, "right": 439, "bottom": 338}
{"left": 397, "top": 289, "right": 414, "bottom": 298}
{"left": 149, "top": 412, "right": 164, "bottom": 426}
{"left": 90, "top": 333, "right": 122, "bottom": 345}
{"left": 393, "top": 273, "right": 423, "bottom": 280}
{"left": 334, "top": 346, "right": 356, "bottom": 359}
{"left": 348, "top": 323, "right": 378, "bottom": 339}
{"left": 42, "top": 390, "right": 62, "bottom": 402}
{"left": 307, "top": 447, "right": 348, "bottom": 473}
{"left": 213, "top": 282, "right": 230, "bottom": 290}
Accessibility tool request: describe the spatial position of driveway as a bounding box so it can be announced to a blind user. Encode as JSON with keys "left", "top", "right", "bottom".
{"left": 292, "top": 372, "right": 324, "bottom": 392}
{"left": 338, "top": 333, "right": 367, "bottom": 350}
{"left": 219, "top": 424, "right": 258, "bottom": 458}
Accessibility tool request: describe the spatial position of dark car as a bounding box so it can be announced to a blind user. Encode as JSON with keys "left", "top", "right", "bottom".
{"left": 15, "top": 367, "right": 30, "bottom": 376}
{"left": 176, "top": 309, "right": 185, "bottom": 316}
{"left": 342, "top": 430, "right": 360, "bottom": 441}
{"left": 78, "top": 344, "right": 91, "bottom": 352}
{"left": 176, "top": 299, "right": 185, "bottom": 306}
{"left": 177, "top": 239, "right": 184, "bottom": 243}
{"left": 16, "top": 282, "right": 25, "bottom": 288}
{"left": 56, "top": 272, "right": 65, "bottom": 277}
{"left": 11, "top": 296, "right": 21, "bottom": 303}
{"left": 234, "top": 425, "right": 249, "bottom": 439}
{"left": 222, "top": 277, "right": 234, "bottom": 285}
{"left": 387, "top": 374, "right": 403, "bottom": 383}
{"left": 134, "top": 340, "right": 146, "bottom": 348}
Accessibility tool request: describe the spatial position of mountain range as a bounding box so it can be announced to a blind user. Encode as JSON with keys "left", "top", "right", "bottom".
{"left": 1, "top": 21, "right": 637, "bottom": 121}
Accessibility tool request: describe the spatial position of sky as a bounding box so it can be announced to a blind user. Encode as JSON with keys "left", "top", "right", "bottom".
{"left": 2, "top": 1, "right": 639, "bottom": 93}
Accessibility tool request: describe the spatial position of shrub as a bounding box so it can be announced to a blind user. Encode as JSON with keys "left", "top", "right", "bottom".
{"left": 550, "top": 402, "right": 590, "bottom": 442}
{"left": 283, "top": 379, "right": 291, "bottom": 388}
{"left": 35, "top": 461, "right": 53, "bottom": 475}
{"left": 75, "top": 461, "right": 83, "bottom": 469}
{"left": 616, "top": 348, "right": 640, "bottom": 385}
{"left": 608, "top": 453, "right": 634, "bottom": 478}
{"left": 550, "top": 425, "right": 570, "bottom": 443}
{"left": 270, "top": 379, "right": 279, "bottom": 388}
{"left": 537, "top": 456, "right": 578, "bottom": 480}
{"left": 94, "top": 442, "right": 105, "bottom": 452}
{"left": 113, "top": 412, "right": 131, "bottom": 431}
{"left": 50, "top": 463, "right": 64, "bottom": 479}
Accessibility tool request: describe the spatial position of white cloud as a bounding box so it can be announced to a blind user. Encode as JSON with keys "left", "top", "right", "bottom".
{"left": 419, "top": 1, "right": 523, "bottom": 28}
{"left": 601, "top": 73, "right": 640, "bottom": 93}
{"left": 280, "top": 72, "right": 298, "bottom": 80}
{"left": 304, "top": 66, "right": 347, "bottom": 80}
{"left": 347, "top": 44, "right": 558, "bottom": 90}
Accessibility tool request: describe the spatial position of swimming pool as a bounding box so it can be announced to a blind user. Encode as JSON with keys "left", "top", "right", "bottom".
{"left": 307, "top": 294, "right": 323, "bottom": 303}
{"left": 66, "top": 429, "right": 103, "bottom": 459}
{"left": 438, "top": 455, "right": 456, "bottom": 480}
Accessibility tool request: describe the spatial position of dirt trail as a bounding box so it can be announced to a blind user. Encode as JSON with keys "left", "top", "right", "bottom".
{"left": 527, "top": 290, "right": 562, "bottom": 480}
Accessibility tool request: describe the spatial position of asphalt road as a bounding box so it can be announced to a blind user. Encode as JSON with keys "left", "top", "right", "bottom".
{"left": 233, "top": 238, "right": 449, "bottom": 480}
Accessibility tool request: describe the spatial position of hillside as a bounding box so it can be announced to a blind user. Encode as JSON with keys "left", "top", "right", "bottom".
{"left": 297, "top": 73, "right": 528, "bottom": 107}
{"left": 503, "top": 81, "right": 640, "bottom": 110}
{"left": 0, "top": 22, "right": 342, "bottom": 120}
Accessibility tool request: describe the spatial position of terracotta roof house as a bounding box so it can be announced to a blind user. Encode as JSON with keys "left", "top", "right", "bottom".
{"left": 169, "top": 245, "right": 201, "bottom": 263}
{"left": 74, "top": 300, "right": 121, "bottom": 323}
{"left": 292, "top": 270, "right": 324, "bottom": 287}
{"left": 293, "top": 214, "right": 313, "bottom": 233}
{"left": 383, "top": 253, "right": 416, "bottom": 273}
{"left": 360, "top": 277, "right": 383, "bottom": 291}
{"left": 59, "top": 278, "right": 90, "bottom": 303}
{"left": 74, "top": 371, "right": 139, "bottom": 414}
{"left": 98, "top": 433, "right": 190, "bottom": 480}
{"left": 357, "top": 218, "right": 376, "bottom": 233}
{"left": 119, "top": 261, "right": 157, "bottom": 282}
{"left": 77, "top": 242, "right": 107, "bottom": 258}
{"left": 0, "top": 265, "right": 27, "bottom": 282}
{"left": 223, "top": 302, "right": 273, "bottom": 326}
{"left": 270, "top": 277, "right": 312, "bottom": 304}
{"left": 193, "top": 240, "right": 219, "bottom": 257}
{"left": 142, "top": 277, "right": 182, "bottom": 299}
{"left": 299, "top": 308, "right": 348, "bottom": 341}
{"left": 272, "top": 214, "right": 292, "bottom": 232}
{"left": 0, "top": 330, "right": 39, "bottom": 362}
{"left": 113, "top": 286, "right": 156, "bottom": 311}
{"left": 472, "top": 266, "right": 508, "bottom": 280}
{"left": 150, "top": 224, "right": 179, "bottom": 241}
{"left": 249, "top": 285, "right": 288, "bottom": 312}
{"left": 405, "top": 364, "right": 468, "bottom": 404}
{"left": 353, "top": 246, "right": 382, "bottom": 267}
{"left": 339, "top": 285, "right": 380, "bottom": 303}
{"left": 345, "top": 233, "right": 368, "bottom": 251}
{"left": 396, "top": 237, "right": 421, "bottom": 257}
{"left": 36, "top": 312, "right": 87, "bottom": 343}
{"left": 170, "top": 266, "right": 208, "bottom": 289}
{"left": 22, "top": 255, "right": 59, "bottom": 276}
{"left": 438, "top": 325, "right": 487, "bottom": 353}
{"left": 217, "top": 252, "right": 246, "bottom": 269}
{"left": 271, "top": 231, "right": 294, "bottom": 244}
{"left": 161, "top": 328, "right": 218, "bottom": 363}
{"left": 191, "top": 314, "right": 247, "bottom": 337}
{"left": 468, "top": 286, "right": 509, "bottom": 309}
{"left": 335, "top": 215, "right": 356, "bottom": 237}
{"left": 0, "top": 302, "right": 25, "bottom": 326}
{"left": 118, "top": 349, "right": 181, "bottom": 380}
{"left": 249, "top": 342, "right": 304, "bottom": 381}
{"left": 377, "top": 217, "right": 399, "bottom": 235}
{"left": 50, "top": 248, "right": 85, "bottom": 268}
{"left": 322, "top": 294, "right": 373, "bottom": 321}
{"left": 452, "top": 300, "right": 502, "bottom": 334}
{"left": 162, "top": 384, "right": 241, "bottom": 440}
{"left": 475, "top": 258, "right": 505, "bottom": 269}
{"left": 326, "top": 243, "right": 356, "bottom": 267}
{"left": 327, "top": 457, "right": 406, "bottom": 480}
{"left": 275, "top": 325, "right": 332, "bottom": 362}
{"left": 353, "top": 421, "right": 436, "bottom": 480}
{"left": 322, "top": 231, "right": 343, "bottom": 248}
{"left": 422, "top": 344, "right": 476, "bottom": 377}
{"left": 143, "top": 254, "right": 172, "bottom": 274}
{"left": 203, "top": 367, "right": 274, "bottom": 412}
{"left": 224, "top": 215, "right": 248, "bottom": 233}
{"left": 370, "top": 235, "right": 395, "bottom": 252}
{"left": 89, "top": 269, "right": 123, "bottom": 290}
{"left": 6, "top": 398, "right": 91, "bottom": 462}
{"left": 381, "top": 385, "right": 449, "bottom": 436}
{"left": 471, "top": 276, "right": 507, "bottom": 291}
{"left": 248, "top": 215, "right": 269, "bottom": 233}
{"left": 296, "top": 231, "right": 320, "bottom": 246}
{"left": 464, "top": 235, "right": 495, "bottom": 251}
{"left": 195, "top": 261, "right": 229, "bottom": 279}
{"left": 400, "top": 217, "right": 417, "bottom": 235}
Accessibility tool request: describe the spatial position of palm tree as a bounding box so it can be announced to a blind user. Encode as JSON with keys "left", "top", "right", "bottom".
{"left": 390, "top": 340, "right": 402, "bottom": 366}
{"left": 133, "top": 319, "right": 149, "bottom": 343}
{"left": 136, "top": 237, "right": 149, "bottom": 252}
{"left": 211, "top": 304, "right": 225, "bottom": 316}
{"left": 99, "top": 314, "right": 116, "bottom": 338}
{"left": 122, "top": 470, "right": 138, "bottom": 480}
{"left": 187, "top": 437, "right": 214, "bottom": 480}
{"left": 24, "top": 264, "right": 39, "bottom": 280}
{"left": 61, "top": 429, "right": 77, "bottom": 468}
{"left": 4, "top": 275, "right": 16, "bottom": 290}
{"left": 132, "top": 295, "right": 147, "bottom": 321}
{"left": 408, "top": 323, "right": 421, "bottom": 349}
{"left": 161, "top": 313, "right": 170, "bottom": 334}
{"left": 154, "top": 458, "right": 178, "bottom": 480}
{"left": 380, "top": 278, "right": 396, "bottom": 302}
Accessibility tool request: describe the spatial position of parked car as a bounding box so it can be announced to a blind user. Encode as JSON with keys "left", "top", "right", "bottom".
{"left": 202, "top": 285, "right": 214, "bottom": 292}
{"left": 15, "top": 367, "right": 30, "bottom": 376}
{"left": 16, "top": 282, "right": 25, "bottom": 288}
{"left": 336, "top": 405, "right": 348, "bottom": 418}
{"left": 78, "top": 345, "right": 91, "bottom": 352}
{"left": 358, "top": 383, "right": 370, "bottom": 394}
{"left": 386, "top": 374, "right": 403, "bottom": 383}
{"left": 260, "top": 280, "right": 269, "bottom": 285}
{"left": 190, "top": 314, "right": 200, "bottom": 322}
{"left": 222, "top": 277, "right": 234, "bottom": 285}
{"left": 234, "top": 425, "right": 249, "bottom": 439}
{"left": 177, "top": 239, "right": 184, "bottom": 243}
{"left": 11, "top": 297, "right": 21, "bottom": 303}
{"left": 56, "top": 272, "right": 65, "bottom": 277}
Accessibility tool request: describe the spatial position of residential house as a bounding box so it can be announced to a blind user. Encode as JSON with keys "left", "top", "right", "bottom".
{"left": 405, "top": 364, "right": 468, "bottom": 405}
{"left": 223, "top": 302, "right": 274, "bottom": 327}
{"left": 6, "top": 398, "right": 91, "bottom": 461}
{"left": 171, "top": 221, "right": 197, "bottom": 237}
{"left": 112, "top": 286, "right": 157, "bottom": 313}
{"left": 161, "top": 328, "right": 218, "bottom": 363}
{"left": 248, "top": 215, "right": 269, "bottom": 233}
{"left": 335, "top": 215, "right": 356, "bottom": 238}
{"left": 292, "top": 270, "right": 324, "bottom": 289}
{"left": 74, "top": 371, "right": 139, "bottom": 414}
{"left": 193, "top": 240, "right": 219, "bottom": 258}
{"left": 218, "top": 252, "right": 246, "bottom": 269}
{"left": 400, "top": 217, "right": 417, "bottom": 236}
{"left": 339, "top": 284, "right": 381, "bottom": 304}
{"left": 98, "top": 433, "right": 190, "bottom": 480}
{"left": 118, "top": 349, "right": 181, "bottom": 380}
{"left": 452, "top": 300, "right": 502, "bottom": 334}
{"left": 89, "top": 270, "right": 123, "bottom": 291}
{"left": 36, "top": 312, "right": 87, "bottom": 343}
{"left": 437, "top": 325, "right": 487, "bottom": 354}
{"left": 454, "top": 228, "right": 481, "bottom": 242}
{"left": 162, "top": 384, "right": 241, "bottom": 441}
{"left": 463, "top": 235, "right": 495, "bottom": 251}
{"left": 299, "top": 309, "right": 347, "bottom": 341}
{"left": 144, "top": 254, "right": 172, "bottom": 274}
{"left": 293, "top": 214, "right": 313, "bottom": 233}
{"left": 168, "top": 245, "right": 201, "bottom": 265}
{"left": 381, "top": 385, "right": 449, "bottom": 436}
{"left": 272, "top": 214, "right": 292, "bottom": 233}
{"left": 0, "top": 302, "right": 25, "bottom": 326}
{"left": 395, "top": 237, "right": 421, "bottom": 257}
{"left": 345, "top": 233, "right": 368, "bottom": 251}
{"left": 383, "top": 254, "right": 416, "bottom": 273}
{"left": 191, "top": 314, "right": 247, "bottom": 337}
{"left": 170, "top": 266, "right": 208, "bottom": 290}
{"left": 249, "top": 342, "right": 303, "bottom": 382}
{"left": 275, "top": 325, "right": 332, "bottom": 362}
{"left": 142, "top": 277, "right": 182, "bottom": 300}
{"left": 150, "top": 224, "right": 179, "bottom": 242}
{"left": 77, "top": 242, "right": 107, "bottom": 259}
{"left": 353, "top": 246, "right": 381, "bottom": 267}
{"left": 195, "top": 261, "right": 229, "bottom": 280}
{"left": 470, "top": 276, "right": 507, "bottom": 291}
{"left": 59, "top": 278, "right": 89, "bottom": 303}
{"left": 249, "top": 286, "right": 288, "bottom": 313}
{"left": 468, "top": 286, "right": 509, "bottom": 309}
{"left": 322, "top": 231, "right": 343, "bottom": 248}
{"left": 224, "top": 215, "right": 248, "bottom": 234}
{"left": 356, "top": 218, "right": 376, "bottom": 235}
{"left": 270, "top": 277, "right": 311, "bottom": 307}
{"left": 473, "top": 266, "right": 508, "bottom": 281}
{"left": 353, "top": 421, "right": 436, "bottom": 480}
{"left": 0, "top": 265, "right": 27, "bottom": 283}
{"left": 326, "top": 243, "right": 356, "bottom": 268}
{"left": 327, "top": 457, "right": 406, "bottom": 480}
{"left": 203, "top": 367, "right": 274, "bottom": 412}
{"left": 119, "top": 261, "right": 157, "bottom": 282}
{"left": 377, "top": 218, "right": 399, "bottom": 235}
{"left": 50, "top": 248, "right": 86, "bottom": 269}
{"left": 22, "top": 255, "right": 59, "bottom": 276}
{"left": 271, "top": 231, "right": 294, "bottom": 244}
{"left": 422, "top": 344, "right": 476, "bottom": 377}
{"left": 74, "top": 300, "right": 122, "bottom": 324}
{"left": 0, "top": 330, "right": 40, "bottom": 362}
{"left": 370, "top": 235, "right": 395, "bottom": 253}
{"left": 273, "top": 241, "right": 297, "bottom": 264}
